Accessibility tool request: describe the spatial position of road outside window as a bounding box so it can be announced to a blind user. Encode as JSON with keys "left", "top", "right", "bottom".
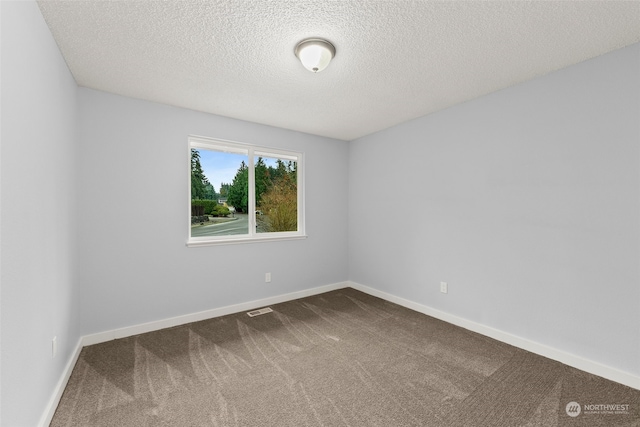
{"left": 188, "top": 136, "right": 305, "bottom": 246}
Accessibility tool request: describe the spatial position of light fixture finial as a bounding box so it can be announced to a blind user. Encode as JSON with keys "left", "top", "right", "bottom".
{"left": 294, "top": 38, "right": 336, "bottom": 73}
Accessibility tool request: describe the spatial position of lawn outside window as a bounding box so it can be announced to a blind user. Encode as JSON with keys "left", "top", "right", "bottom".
{"left": 187, "top": 135, "right": 305, "bottom": 247}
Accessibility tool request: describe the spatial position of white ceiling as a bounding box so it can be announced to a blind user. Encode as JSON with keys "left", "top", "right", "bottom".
{"left": 37, "top": 1, "right": 640, "bottom": 141}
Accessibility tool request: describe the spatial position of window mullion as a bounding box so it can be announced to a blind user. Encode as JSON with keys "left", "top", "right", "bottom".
{"left": 188, "top": 135, "right": 305, "bottom": 246}
{"left": 248, "top": 148, "right": 256, "bottom": 237}
{"left": 297, "top": 155, "right": 303, "bottom": 233}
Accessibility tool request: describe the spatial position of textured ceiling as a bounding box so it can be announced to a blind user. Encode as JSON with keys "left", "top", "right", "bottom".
{"left": 37, "top": 1, "right": 640, "bottom": 141}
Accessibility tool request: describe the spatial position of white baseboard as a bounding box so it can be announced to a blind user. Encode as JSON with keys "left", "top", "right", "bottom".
{"left": 40, "top": 278, "right": 638, "bottom": 426}
{"left": 348, "top": 280, "right": 640, "bottom": 391}
{"left": 82, "top": 281, "right": 349, "bottom": 346}
{"left": 38, "top": 338, "right": 83, "bottom": 427}
{"left": 40, "top": 281, "right": 349, "bottom": 425}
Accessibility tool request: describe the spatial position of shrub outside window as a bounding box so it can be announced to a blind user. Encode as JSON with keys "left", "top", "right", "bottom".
{"left": 188, "top": 136, "right": 305, "bottom": 246}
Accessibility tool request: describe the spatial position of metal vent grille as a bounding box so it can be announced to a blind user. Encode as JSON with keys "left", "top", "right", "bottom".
{"left": 247, "top": 307, "right": 273, "bottom": 317}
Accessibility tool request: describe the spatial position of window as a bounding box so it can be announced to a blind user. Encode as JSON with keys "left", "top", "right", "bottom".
{"left": 188, "top": 136, "right": 305, "bottom": 246}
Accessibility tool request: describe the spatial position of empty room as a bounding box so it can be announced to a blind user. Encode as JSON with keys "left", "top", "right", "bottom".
{"left": 1, "top": 1, "right": 639, "bottom": 426}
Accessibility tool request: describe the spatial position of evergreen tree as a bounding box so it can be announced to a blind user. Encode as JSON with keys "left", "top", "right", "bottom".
{"left": 203, "top": 183, "right": 217, "bottom": 200}
{"left": 191, "top": 149, "right": 210, "bottom": 200}
{"left": 254, "top": 157, "right": 271, "bottom": 206}
{"left": 287, "top": 160, "right": 296, "bottom": 181}
{"left": 227, "top": 161, "right": 248, "bottom": 212}
{"left": 219, "top": 183, "right": 230, "bottom": 198}
{"left": 267, "top": 159, "right": 287, "bottom": 182}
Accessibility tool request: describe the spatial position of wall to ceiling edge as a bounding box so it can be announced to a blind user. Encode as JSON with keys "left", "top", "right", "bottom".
{"left": 2, "top": 3, "right": 350, "bottom": 425}
{"left": 2, "top": 1, "right": 638, "bottom": 425}
{"left": 75, "top": 87, "right": 350, "bottom": 337}
{"left": 1, "top": 2, "right": 80, "bottom": 426}
{"left": 348, "top": 42, "right": 640, "bottom": 378}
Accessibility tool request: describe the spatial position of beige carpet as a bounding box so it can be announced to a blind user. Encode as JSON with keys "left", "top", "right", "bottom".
{"left": 51, "top": 288, "right": 639, "bottom": 426}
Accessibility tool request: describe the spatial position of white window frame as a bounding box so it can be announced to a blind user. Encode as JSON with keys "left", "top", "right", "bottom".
{"left": 187, "top": 135, "right": 306, "bottom": 247}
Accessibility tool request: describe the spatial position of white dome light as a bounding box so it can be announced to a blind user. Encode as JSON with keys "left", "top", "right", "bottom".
{"left": 294, "top": 39, "right": 336, "bottom": 73}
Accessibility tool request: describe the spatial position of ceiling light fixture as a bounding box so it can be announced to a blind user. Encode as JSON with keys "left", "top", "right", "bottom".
{"left": 294, "top": 38, "right": 336, "bottom": 73}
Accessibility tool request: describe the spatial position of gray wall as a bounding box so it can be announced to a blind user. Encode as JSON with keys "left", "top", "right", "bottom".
{"left": 348, "top": 43, "right": 640, "bottom": 376}
{"left": 76, "top": 89, "right": 349, "bottom": 336}
{"left": 1, "top": 2, "right": 80, "bottom": 425}
{"left": 2, "top": 1, "right": 637, "bottom": 424}
{"left": 2, "top": 3, "right": 348, "bottom": 424}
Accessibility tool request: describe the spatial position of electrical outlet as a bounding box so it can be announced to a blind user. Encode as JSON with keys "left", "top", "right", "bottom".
{"left": 265, "top": 272, "right": 271, "bottom": 283}
{"left": 52, "top": 336, "right": 57, "bottom": 358}
{"left": 440, "top": 282, "right": 448, "bottom": 294}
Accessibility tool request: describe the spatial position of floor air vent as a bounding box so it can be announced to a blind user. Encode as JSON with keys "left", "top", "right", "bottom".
{"left": 247, "top": 307, "right": 273, "bottom": 317}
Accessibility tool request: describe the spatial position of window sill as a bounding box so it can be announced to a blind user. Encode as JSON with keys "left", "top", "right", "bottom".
{"left": 186, "top": 234, "right": 307, "bottom": 247}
